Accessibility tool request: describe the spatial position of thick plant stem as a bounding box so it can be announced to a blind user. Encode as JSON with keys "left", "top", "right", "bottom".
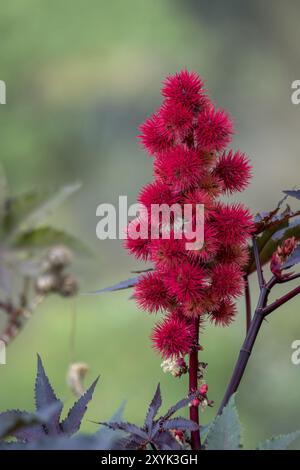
{"left": 244, "top": 276, "right": 251, "bottom": 332}
{"left": 218, "top": 275, "right": 300, "bottom": 414}
{"left": 189, "top": 317, "right": 201, "bottom": 450}
{"left": 218, "top": 236, "right": 300, "bottom": 415}
{"left": 218, "top": 285, "right": 270, "bottom": 415}
{"left": 253, "top": 236, "right": 265, "bottom": 289}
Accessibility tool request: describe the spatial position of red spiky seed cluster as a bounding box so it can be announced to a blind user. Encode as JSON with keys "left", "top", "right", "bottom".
{"left": 151, "top": 315, "right": 195, "bottom": 358}
{"left": 127, "top": 69, "right": 253, "bottom": 359}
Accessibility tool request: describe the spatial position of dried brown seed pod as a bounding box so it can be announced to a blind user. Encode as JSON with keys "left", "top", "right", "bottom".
{"left": 35, "top": 273, "right": 58, "bottom": 295}
{"left": 59, "top": 274, "right": 79, "bottom": 297}
{"left": 67, "top": 362, "right": 89, "bottom": 397}
{"left": 47, "top": 245, "right": 73, "bottom": 270}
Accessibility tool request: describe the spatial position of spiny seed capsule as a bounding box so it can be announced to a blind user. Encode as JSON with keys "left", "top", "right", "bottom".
{"left": 199, "top": 383, "right": 208, "bottom": 395}
{"left": 47, "top": 245, "right": 73, "bottom": 270}
{"left": 35, "top": 273, "right": 58, "bottom": 295}
{"left": 59, "top": 274, "right": 78, "bottom": 297}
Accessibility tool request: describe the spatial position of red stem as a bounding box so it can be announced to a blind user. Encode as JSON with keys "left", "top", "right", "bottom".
{"left": 189, "top": 317, "right": 201, "bottom": 450}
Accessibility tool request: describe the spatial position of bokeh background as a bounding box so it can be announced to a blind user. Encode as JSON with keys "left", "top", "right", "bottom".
{"left": 1, "top": 0, "right": 300, "bottom": 449}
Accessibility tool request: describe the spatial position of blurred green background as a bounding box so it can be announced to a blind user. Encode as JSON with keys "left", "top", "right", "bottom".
{"left": 1, "top": 0, "right": 300, "bottom": 449}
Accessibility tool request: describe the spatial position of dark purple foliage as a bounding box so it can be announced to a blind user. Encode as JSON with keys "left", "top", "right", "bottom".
{"left": 0, "top": 355, "right": 98, "bottom": 443}
{"left": 283, "top": 190, "right": 300, "bottom": 201}
{"left": 87, "top": 277, "right": 140, "bottom": 294}
{"left": 283, "top": 245, "right": 300, "bottom": 269}
{"left": 61, "top": 377, "right": 99, "bottom": 435}
{"left": 101, "top": 383, "right": 198, "bottom": 450}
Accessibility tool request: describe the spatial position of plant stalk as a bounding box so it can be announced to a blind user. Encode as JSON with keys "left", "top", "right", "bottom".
{"left": 218, "top": 284, "right": 270, "bottom": 414}
{"left": 244, "top": 275, "right": 251, "bottom": 332}
{"left": 218, "top": 271, "right": 300, "bottom": 414}
{"left": 263, "top": 284, "right": 300, "bottom": 316}
{"left": 189, "top": 316, "right": 201, "bottom": 450}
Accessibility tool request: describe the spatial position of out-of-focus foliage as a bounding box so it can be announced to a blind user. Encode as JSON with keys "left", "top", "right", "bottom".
{"left": 0, "top": 169, "right": 88, "bottom": 344}
{"left": 0, "top": 170, "right": 87, "bottom": 287}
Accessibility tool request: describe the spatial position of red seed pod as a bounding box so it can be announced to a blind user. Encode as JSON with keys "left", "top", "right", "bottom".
{"left": 199, "top": 384, "right": 208, "bottom": 395}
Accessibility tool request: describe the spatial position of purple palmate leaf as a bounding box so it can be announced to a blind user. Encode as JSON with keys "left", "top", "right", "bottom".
{"left": 85, "top": 277, "right": 140, "bottom": 295}
{"left": 283, "top": 245, "right": 300, "bottom": 269}
{"left": 119, "top": 436, "right": 146, "bottom": 450}
{"left": 0, "top": 401, "right": 63, "bottom": 442}
{"left": 35, "top": 355, "right": 63, "bottom": 435}
{"left": 0, "top": 356, "right": 100, "bottom": 444}
{"left": 144, "top": 384, "right": 162, "bottom": 433}
{"left": 101, "top": 421, "right": 148, "bottom": 440}
{"left": 61, "top": 377, "right": 99, "bottom": 436}
{"left": 13, "top": 402, "right": 64, "bottom": 442}
{"left": 150, "top": 392, "right": 196, "bottom": 437}
{"left": 162, "top": 417, "right": 199, "bottom": 431}
{"left": 162, "top": 393, "right": 195, "bottom": 421}
{"left": 283, "top": 190, "right": 300, "bottom": 201}
{"left": 0, "top": 410, "right": 43, "bottom": 441}
{"left": 154, "top": 430, "right": 181, "bottom": 450}
{"left": 101, "top": 385, "right": 196, "bottom": 450}
{"left": 11, "top": 422, "right": 45, "bottom": 442}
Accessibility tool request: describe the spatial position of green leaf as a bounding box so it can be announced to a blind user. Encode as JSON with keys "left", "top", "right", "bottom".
{"left": 205, "top": 396, "right": 242, "bottom": 450}
{"left": 257, "top": 430, "right": 300, "bottom": 450}
{"left": 11, "top": 226, "right": 90, "bottom": 255}
{"left": 2, "top": 182, "right": 81, "bottom": 240}
{"left": 200, "top": 422, "right": 212, "bottom": 439}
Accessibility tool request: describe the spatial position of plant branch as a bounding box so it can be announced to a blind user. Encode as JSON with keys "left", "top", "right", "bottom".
{"left": 0, "top": 301, "right": 18, "bottom": 316}
{"left": 189, "top": 317, "right": 201, "bottom": 450}
{"left": 0, "top": 295, "right": 44, "bottom": 346}
{"left": 263, "top": 284, "right": 300, "bottom": 316}
{"left": 253, "top": 236, "right": 265, "bottom": 288}
{"left": 218, "top": 249, "right": 300, "bottom": 414}
{"left": 218, "top": 285, "right": 270, "bottom": 414}
{"left": 277, "top": 272, "right": 300, "bottom": 284}
{"left": 244, "top": 275, "right": 251, "bottom": 332}
{"left": 0, "top": 302, "right": 23, "bottom": 345}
